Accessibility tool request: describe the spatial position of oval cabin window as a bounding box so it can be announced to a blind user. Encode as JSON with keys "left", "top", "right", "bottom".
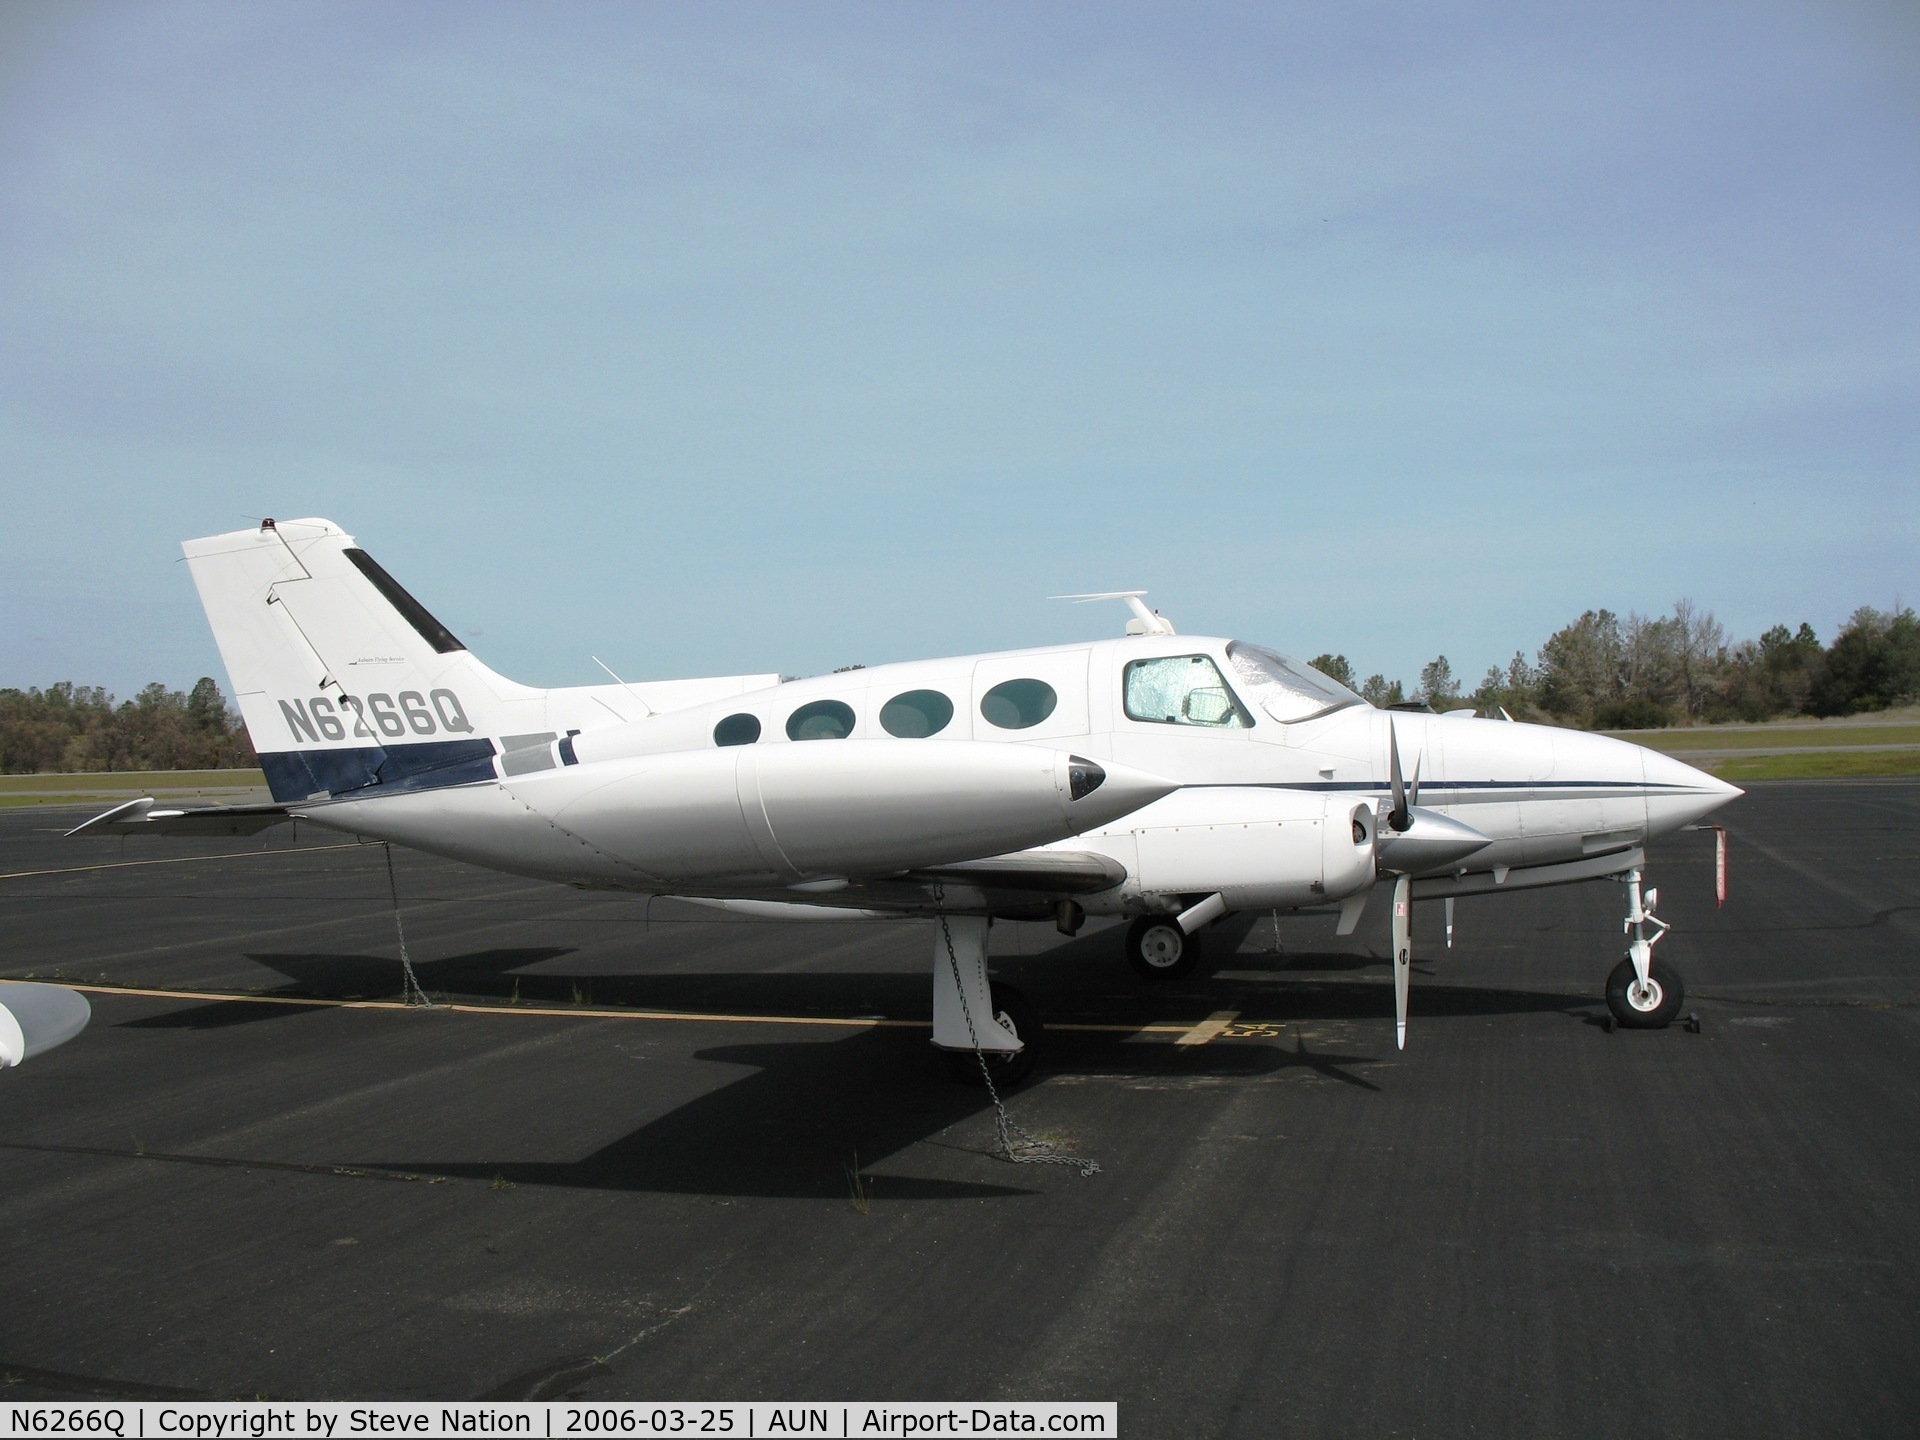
{"left": 980, "top": 678, "right": 1057, "bottom": 730}
{"left": 786, "top": 699, "right": 856, "bottom": 741}
{"left": 879, "top": 689, "right": 955, "bottom": 738}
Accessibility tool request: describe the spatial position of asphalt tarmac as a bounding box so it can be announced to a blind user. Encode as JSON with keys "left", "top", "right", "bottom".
{"left": 2, "top": 782, "right": 1916, "bottom": 1436}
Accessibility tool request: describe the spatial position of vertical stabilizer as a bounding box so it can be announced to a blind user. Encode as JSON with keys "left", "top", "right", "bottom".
{"left": 185, "top": 519, "right": 528, "bottom": 801}
{"left": 185, "top": 518, "right": 784, "bottom": 805}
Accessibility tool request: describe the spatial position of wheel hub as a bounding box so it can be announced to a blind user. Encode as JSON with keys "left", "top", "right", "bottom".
{"left": 1627, "top": 977, "right": 1665, "bottom": 1012}
{"left": 1140, "top": 926, "right": 1184, "bottom": 968}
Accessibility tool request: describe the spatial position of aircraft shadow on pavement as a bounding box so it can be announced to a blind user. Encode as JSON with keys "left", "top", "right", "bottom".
{"left": 355, "top": 1026, "right": 1034, "bottom": 1200}
{"left": 98, "top": 936, "right": 1594, "bottom": 1201}
{"left": 1040, "top": 1029, "right": 1384, "bottom": 1091}
{"left": 112, "top": 934, "right": 1603, "bottom": 1041}
{"left": 994, "top": 951, "right": 1602, "bottom": 1028}
{"left": 1101, "top": 972, "right": 1599, "bottom": 1024}
{"left": 346, "top": 1024, "right": 1374, "bottom": 1201}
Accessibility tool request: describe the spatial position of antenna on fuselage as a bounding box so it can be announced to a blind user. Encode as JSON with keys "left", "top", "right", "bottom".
{"left": 1051, "top": 590, "right": 1176, "bottom": 637}
{"left": 592, "top": 655, "right": 656, "bottom": 717}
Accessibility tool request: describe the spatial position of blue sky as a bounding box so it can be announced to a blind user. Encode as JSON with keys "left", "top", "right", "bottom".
{"left": 2, "top": 1, "right": 1915, "bottom": 697}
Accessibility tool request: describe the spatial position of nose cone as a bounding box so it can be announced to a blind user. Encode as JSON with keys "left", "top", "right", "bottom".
{"left": 1640, "top": 746, "right": 1743, "bottom": 833}
{"left": 1063, "top": 752, "right": 1178, "bottom": 828}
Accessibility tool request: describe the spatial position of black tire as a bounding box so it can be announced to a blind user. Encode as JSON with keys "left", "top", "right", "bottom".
{"left": 1605, "top": 956, "right": 1685, "bottom": 1029}
{"left": 1126, "top": 915, "right": 1202, "bottom": 981}
{"left": 945, "top": 982, "right": 1038, "bottom": 1088}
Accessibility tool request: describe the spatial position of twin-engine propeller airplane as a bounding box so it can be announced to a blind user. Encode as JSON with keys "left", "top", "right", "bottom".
{"left": 74, "top": 519, "right": 1740, "bottom": 1079}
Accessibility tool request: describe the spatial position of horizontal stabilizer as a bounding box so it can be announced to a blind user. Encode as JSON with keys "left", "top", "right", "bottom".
{"left": 66, "top": 797, "right": 291, "bottom": 838}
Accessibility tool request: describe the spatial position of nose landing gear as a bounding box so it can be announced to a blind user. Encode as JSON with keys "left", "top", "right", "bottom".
{"left": 1604, "top": 868, "right": 1686, "bottom": 1029}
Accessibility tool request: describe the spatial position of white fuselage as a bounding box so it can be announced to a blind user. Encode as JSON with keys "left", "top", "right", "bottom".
{"left": 300, "top": 630, "right": 1737, "bottom": 916}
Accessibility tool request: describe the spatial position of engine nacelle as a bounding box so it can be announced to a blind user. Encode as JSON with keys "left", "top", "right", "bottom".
{"left": 1080, "top": 786, "right": 1376, "bottom": 912}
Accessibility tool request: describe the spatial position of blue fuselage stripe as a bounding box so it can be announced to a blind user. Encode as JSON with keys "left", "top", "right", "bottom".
{"left": 259, "top": 740, "right": 496, "bottom": 803}
{"left": 1187, "top": 779, "right": 1708, "bottom": 796}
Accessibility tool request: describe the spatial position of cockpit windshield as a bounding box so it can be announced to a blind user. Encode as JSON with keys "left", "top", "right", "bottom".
{"left": 1225, "top": 641, "right": 1365, "bottom": 724}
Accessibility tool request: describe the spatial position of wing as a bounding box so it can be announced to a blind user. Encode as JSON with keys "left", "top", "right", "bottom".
{"left": 65, "top": 795, "right": 1125, "bottom": 919}
{"left": 912, "top": 849, "right": 1127, "bottom": 894}
{"left": 673, "top": 849, "right": 1128, "bottom": 922}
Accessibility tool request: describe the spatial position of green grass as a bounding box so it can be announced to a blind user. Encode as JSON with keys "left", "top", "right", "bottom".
{"left": 0, "top": 768, "right": 266, "bottom": 793}
{"left": 1616, "top": 725, "right": 1920, "bottom": 753}
{"left": 1712, "top": 749, "right": 1920, "bottom": 781}
{"left": 0, "top": 793, "right": 141, "bottom": 808}
{"left": 0, "top": 769, "right": 268, "bottom": 805}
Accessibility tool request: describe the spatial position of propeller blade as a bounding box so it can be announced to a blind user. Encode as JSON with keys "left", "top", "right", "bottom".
{"left": 1409, "top": 752, "right": 1423, "bottom": 808}
{"left": 1391, "top": 873, "right": 1412, "bottom": 1050}
{"left": 1388, "top": 722, "right": 1409, "bottom": 832}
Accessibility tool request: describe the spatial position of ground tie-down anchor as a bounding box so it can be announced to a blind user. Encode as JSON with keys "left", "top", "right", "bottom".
{"left": 1608, "top": 1008, "right": 1702, "bottom": 1036}
{"left": 933, "top": 893, "right": 1099, "bottom": 1177}
{"left": 384, "top": 843, "right": 437, "bottom": 1009}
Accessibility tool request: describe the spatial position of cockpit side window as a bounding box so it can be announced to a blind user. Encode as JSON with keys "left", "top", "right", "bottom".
{"left": 1123, "top": 655, "right": 1252, "bottom": 728}
{"left": 1225, "top": 641, "right": 1364, "bottom": 724}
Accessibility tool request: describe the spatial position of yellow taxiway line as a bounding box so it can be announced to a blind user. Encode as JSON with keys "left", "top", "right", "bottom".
{"left": 0, "top": 843, "right": 364, "bottom": 881}
{"left": 1174, "top": 1009, "right": 1242, "bottom": 1046}
{"left": 1, "top": 978, "right": 1214, "bottom": 1037}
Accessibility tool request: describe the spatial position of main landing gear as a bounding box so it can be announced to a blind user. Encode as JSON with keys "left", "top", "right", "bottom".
{"left": 1125, "top": 915, "right": 1202, "bottom": 981}
{"left": 931, "top": 913, "right": 1037, "bottom": 1087}
{"left": 944, "top": 984, "right": 1038, "bottom": 1087}
{"left": 1605, "top": 868, "right": 1687, "bottom": 1030}
{"left": 1123, "top": 893, "right": 1227, "bottom": 981}
{"left": 927, "top": 912, "right": 1102, "bottom": 1174}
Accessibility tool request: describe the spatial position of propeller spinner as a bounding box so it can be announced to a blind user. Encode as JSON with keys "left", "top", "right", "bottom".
{"left": 1375, "top": 722, "right": 1490, "bottom": 873}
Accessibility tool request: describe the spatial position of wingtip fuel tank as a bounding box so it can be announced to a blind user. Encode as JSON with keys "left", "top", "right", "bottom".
{"left": 0, "top": 983, "right": 91, "bottom": 1068}
{"left": 303, "top": 741, "right": 1177, "bottom": 888}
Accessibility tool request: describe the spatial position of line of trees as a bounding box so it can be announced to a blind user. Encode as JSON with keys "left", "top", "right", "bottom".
{"left": 0, "top": 679, "right": 256, "bottom": 773}
{"left": 3, "top": 600, "right": 1915, "bottom": 771}
{"left": 1313, "top": 602, "right": 1920, "bottom": 728}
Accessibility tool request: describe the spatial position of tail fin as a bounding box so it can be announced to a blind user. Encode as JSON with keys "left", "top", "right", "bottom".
{"left": 186, "top": 519, "right": 534, "bottom": 801}
{"left": 188, "top": 518, "right": 781, "bottom": 803}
